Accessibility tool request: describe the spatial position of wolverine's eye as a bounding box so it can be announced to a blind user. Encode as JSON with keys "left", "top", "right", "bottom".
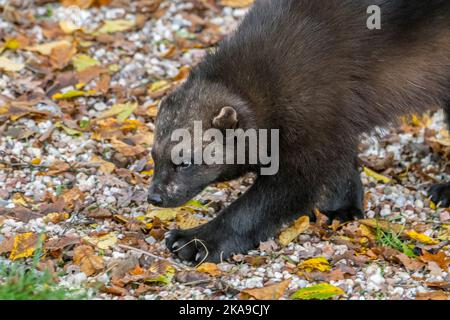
{"left": 176, "top": 160, "right": 192, "bottom": 171}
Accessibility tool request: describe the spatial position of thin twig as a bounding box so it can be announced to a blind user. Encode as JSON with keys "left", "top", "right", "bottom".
{"left": 173, "top": 238, "right": 210, "bottom": 268}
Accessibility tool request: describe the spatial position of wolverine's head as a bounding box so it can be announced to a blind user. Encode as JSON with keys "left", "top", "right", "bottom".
{"left": 147, "top": 77, "right": 255, "bottom": 208}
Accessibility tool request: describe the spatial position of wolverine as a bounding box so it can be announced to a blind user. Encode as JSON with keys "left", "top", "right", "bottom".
{"left": 147, "top": 0, "right": 450, "bottom": 263}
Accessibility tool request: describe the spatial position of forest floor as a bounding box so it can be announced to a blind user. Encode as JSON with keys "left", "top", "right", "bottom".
{"left": 0, "top": 0, "right": 449, "bottom": 300}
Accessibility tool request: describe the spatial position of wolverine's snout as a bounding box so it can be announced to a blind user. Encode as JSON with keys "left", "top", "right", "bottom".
{"left": 147, "top": 192, "right": 163, "bottom": 206}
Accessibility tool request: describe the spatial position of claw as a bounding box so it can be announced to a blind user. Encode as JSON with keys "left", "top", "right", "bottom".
{"left": 164, "top": 231, "right": 172, "bottom": 239}
{"left": 195, "top": 252, "right": 202, "bottom": 262}
{"left": 172, "top": 241, "right": 180, "bottom": 250}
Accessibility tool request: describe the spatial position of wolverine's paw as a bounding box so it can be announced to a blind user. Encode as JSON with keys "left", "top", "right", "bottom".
{"left": 165, "top": 226, "right": 252, "bottom": 264}
{"left": 429, "top": 183, "right": 450, "bottom": 208}
{"left": 323, "top": 207, "right": 365, "bottom": 223}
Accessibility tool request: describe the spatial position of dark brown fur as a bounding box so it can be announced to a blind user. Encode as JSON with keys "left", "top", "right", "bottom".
{"left": 149, "top": 0, "right": 450, "bottom": 263}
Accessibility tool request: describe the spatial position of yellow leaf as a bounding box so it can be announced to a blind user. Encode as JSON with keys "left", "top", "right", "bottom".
{"left": 43, "top": 212, "right": 70, "bottom": 224}
{"left": 430, "top": 201, "right": 437, "bottom": 210}
{"left": 72, "top": 54, "right": 101, "bottom": 72}
{"left": 363, "top": 167, "right": 391, "bottom": 184}
{"left": 97, "top": 102, "right": 137, "bottom": 121}
{"left": 4, "top": 38, "right": 20, "bottom": 50}
{"left": 26, "top": 40, "right": 72, "bottom": 55}
{"left": 98, "top": 19, "right": 135, "bottom": 34}
{"left": 437, "top": 229, "right": 450, "bottom": 241}
{"left": 290, "top": 283, "right": 345, "bottom": 300}
{"left": 59, "top": 20, "right": 81, "bottom": 34}
{"left": 406, "top": 230, "right": 439, "bottom": 245}
{"left": 359, "top": 219, "right": 404, "bottom": 235}
{"left": 108, "top": 64, "right": 120, "bottom": 73}
{"left": 12, "top": 193, "right": 30, "bottom": 207}
{"left": 298, "top": 257, "right": 331, "bottom": 272}
{"left": 30, "top": 158, "right": 41, "bottom": 165}
{"left": 241, "top": 280, "right": 290, "bottom": 300}
{"left": 52, "top": 89, "right": 97, "bottom": 100}
{"left": 147, "top": 208, "right": 178, "bottom": 222}
{"left": 9, "top": 233, "right": 44, "bottom": 261}
{"left": 196, "top": 263, "right": 221, "bottom": 276}
{"left": 411, "top": 113, "right": 432, "bottom": 127}
{"left": 359, "top": 224, "right": 376, "bottom": 240}
{"left": 278, "top": 216, "right": 310, "bottom": 246}
{"left": 176, "top": 213, "right": 207, "bottom": 230}
{"left": 149, "top": 80, "right": 170, "bottom": 93}
{"left": 220, "top": 0, "right": 255, "bottom": 8}
{"left": 54, "top": 122, "right": 83, "bottom": 136}
{"left": 0, "top": 56, "right": 24, "bottom": 72}
{"left": 172, "top": 65, "right": 190, "bottom": 82}
{"left": 83, "top": 232, "right": 118, "bottom": 250}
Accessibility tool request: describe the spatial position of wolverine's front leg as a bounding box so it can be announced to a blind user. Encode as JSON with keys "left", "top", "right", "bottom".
{"left": 165, "top": 172, "right": 315, "bottom": 263}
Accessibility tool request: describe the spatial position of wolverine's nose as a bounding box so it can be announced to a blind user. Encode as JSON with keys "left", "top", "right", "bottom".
{"left": 148, "top": 193, "right": 163, "bottom": 206}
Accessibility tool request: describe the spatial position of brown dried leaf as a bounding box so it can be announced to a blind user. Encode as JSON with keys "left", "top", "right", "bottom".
{"left": 73, "top": 245, "right": 104, "bottom": 276}
{"left": 240, "top": 280, "right": 290, "bottom": 300}
{"left": 416, "top": 291, "right": 450, "bottom": 300}
{"left": 420, "top": 251, "right": 450, "bottom": 269}
{"left": 111, "top": 138, "right": 147, "bottom": 157}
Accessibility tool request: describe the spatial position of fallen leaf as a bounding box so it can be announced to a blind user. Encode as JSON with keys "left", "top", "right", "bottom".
{"left": 172, "top": 65, "right": 190, "bottom": 82}
{"left": 175, "top": 270, "right": 210, "bottom": 283}
{"left": 220, "top": 0, "right": 254, "bottom": 8}
{"left": 298, "top": 257, "right": 331, "bottom": 272}
{"left": 101, "top": 285, "right": 128, "bottom": 296}
{"left": 147, "top": 208, "right": 178, "bottom": 222}
{"left": 61, "top": 0, "right": 110, "bottom": 9}
{"left": 83, "top": 232, "right": 118, "bottom": 250}
{"left": 87, "top": 207, "right": 112, "bottom": 219}
{"left": 91, "top": 155, "right": 116, "bottom": 174}
{"left": 146, "top": 261, "right": 175, "bottom": 285}
{"left": 43, "top": 212, "right": 70, "bottom": 224}
{"left": 0, "top": 56, "right": 24, "bottom": 72}
{"left": 61, "top": 187, "right": 85, "bottom": 209}
{"left": 363, "top": 167, "right": 392, "bottom": 184}
{"left": 44, "top": 235, "right": 80, "bottom": 251}
{"left": 278, "top": 216, "right": 310, "bottom": 246}
{"left": 9, "top": 232, "right": 45, "bottom": 261}
{"left": 241, "top": 280, "right": 290, "bottom": 300}
{"left": 196, "top": 262, "right": 221, "bottom": 277}
{"left": 73, "top": 245, "right": 104, "bottom": 276}
{"left": 52, "top": 89, "right": 97, "bottom": 100}
{"left": 97, "top": 102, "right": 137, "bottom": 121}
{"left": 416, "top": 291, "right": 450, "bottom": 300}
{"left": 72, "top": 54, "right": 101, "bottom": 72}
{"left": 290, "top": 283, "right": 345, "bottom": 300}
{"left": 49, "top": 42, "right": 77, "bottom": 69}
{"left": 405, "top": 230, "right": 439, "bottom": 245}
{"left": 43, "top": 159, "right": 71, "bottom": 176}
{"left": 176, "top": 212, "right": 207, "bottom": 229}
{"left": 420, "top": 251, "right": 450, "bottom": 270}
{"left": 0, "top": 237, "right": 14, "bottom": 255}
{"left": 26, "top": 40, "right": 72, "bottom": 55}
{"left": 395, "top": 253, "right": 425, "bottom": 271}
{"left": 359, "top": 219, "right": 404, "bottom": 235}
{"left": 98, "top": 19, "right": 135, "bottom": 34}
{"left": 59, "top": 20, "right": 81, "bottom": 34}
{"left": 111, "top": 138, "right": 146, "bottom": 157}
{"left": 55, "top": 122, "right": 83, "bottom": 136}
{"left": 12, "top": 193, "right": 31, "bottom": 207}
{"left": 259, "top": 240, "right": 279, "bottom": 252}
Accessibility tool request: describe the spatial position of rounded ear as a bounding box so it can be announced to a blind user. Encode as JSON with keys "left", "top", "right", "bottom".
{"left": 212, "top": 106, "right": 238, "bottom": 129}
